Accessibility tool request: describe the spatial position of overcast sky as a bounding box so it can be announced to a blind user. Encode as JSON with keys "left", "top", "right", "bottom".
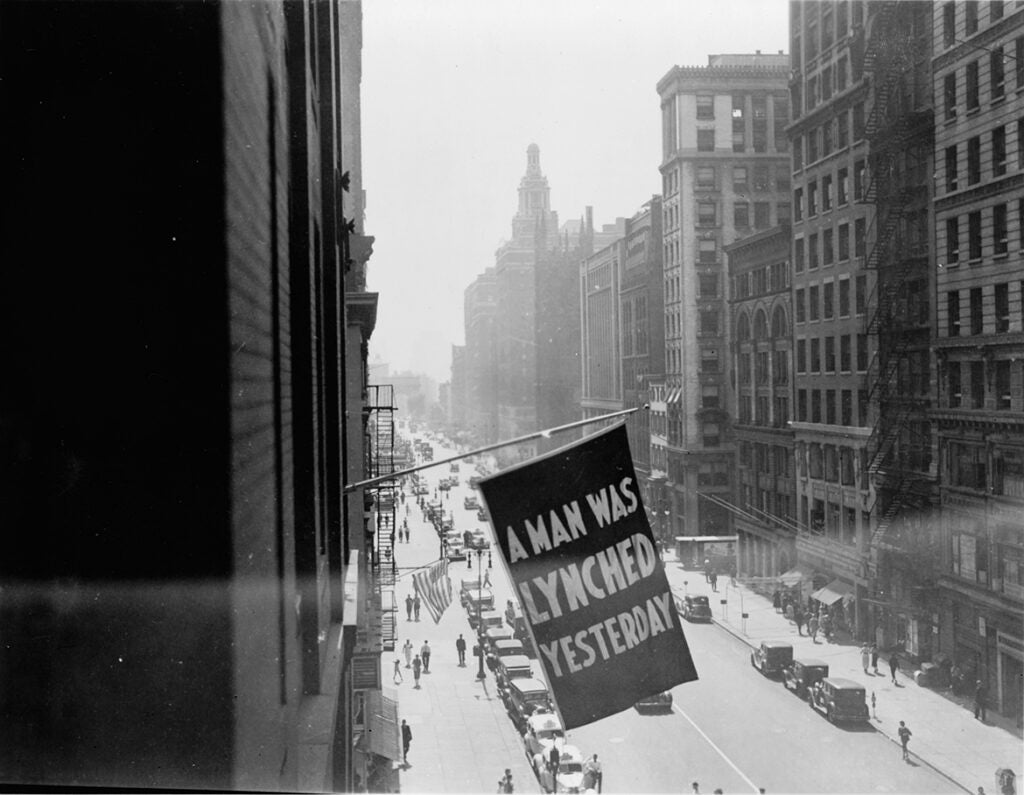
{"left": 363, "top": 0, "right": 789, "bottom": 383}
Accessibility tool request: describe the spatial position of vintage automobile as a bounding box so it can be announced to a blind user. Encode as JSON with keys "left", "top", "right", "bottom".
{"left": 463, "top": 495, "right": 480, "bottom": 510}
{"left": 476, "top": 507, "right": 489, "bottom": 522}
{"left": 473, "top": 609, "right": 504, "bottom": 633}
{"left": 750, "top": 641, "right": 794, "bottom": 677}
{"left": 467, "top": 528, "right": 491, "bottom": 550}
{"left": 484, "top": 625, "right": 513, "bottom": 652}
{"left": 461, "top": 586, "right": 494, "bottom": 615}
{"left": 783, "top": 659, "right": 830, "bottom": 700}
{"left": 808, "top": 677, "right": 870, "bottom": 723}
{"left": 496, "top": 654, "right": 535, "bottom": 697}
{"left": 446, "top": 543, "right": 467, "bottom": 562}
{"left": 535, "top": 744, "right": 585, "bottom": 794}
{"left": 634, "top": 691, "right": 674, "bottom": 712}
{"left": 506, "top": 678, "right": 554, "bottom": 733}
{"left": 490, "top": 638, "right": 525, "bottom": 660}
{"left": 523, "top": 711, "right": 565, "bottom": 758}
{"left": 450, "top": 462, "right": 460, "bottom": 472}
{"left": 680, "top": 594, "right": 713, "bottom": 622}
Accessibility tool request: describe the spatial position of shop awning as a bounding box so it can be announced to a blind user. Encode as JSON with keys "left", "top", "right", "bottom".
{"left": 812, "top": 579, "right": 854, "bottom": 605}
{"left": 779, "top": 565, "right": 815, "bottom": 586}
{"left": 357, "top": 689, "right": 402, "bottom": 762}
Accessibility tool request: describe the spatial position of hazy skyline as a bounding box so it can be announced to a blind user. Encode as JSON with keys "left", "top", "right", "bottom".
{"left": 363, "top": 0, "right": 789, "bottom": 383}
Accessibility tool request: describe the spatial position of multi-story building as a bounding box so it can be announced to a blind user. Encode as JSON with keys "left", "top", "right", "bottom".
{"left": 931, "top": 1, "right": 1024, "bottom": 722}
{"left": 656, "top": 51, "right": 791, "bottom": 540}
{"left": 726, "top": 225, "right": 798, "bottom": 579}
{"left": 1, "top": 1, "right": 391, "bottom": 791}
{"left": 464, "top": 268, "right": 500, "bottom": 445}
{"left": 448, "top": 344, "right": 468, "bottom": 437}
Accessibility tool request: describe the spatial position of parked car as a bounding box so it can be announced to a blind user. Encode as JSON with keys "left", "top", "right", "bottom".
{"left": 463, "top": 496, "right": 479, "bottom": 510}
{"left": 476, "top": 507, "right": 488, "bottom": 522}
{"left": 462, "top": 587, "right": 494, "bottom": 615}
{"left": 496, "top": 654, "right": 535, "bottom": 697}
{"left": 506, "top": 678, "right": 554, "bottom": 732}
{"left": 783, "top": 659, "right": 830, "bottom": 700}
{"left": 473, "top": 609, "right": 504, "bottom": 633}
{"left": 446, "top": 543, "right": 466, "bottom": 562}
{"left": 468, "top": 528, "right": 490, "bottom": 550}
{"left": 523, "top": 711, "right": 565, "bottom": 758}
{"left": 681, "top": 595, "right": 713, "bottom": 622}
{"left": 490, "top": 638, "right": 525, "bottom": 660}
{"left": 808, "top": 677, "right": 870, "bottom": 723}
{"left": 535, "top": 744, "right": 585, "bottom": 794}
{"left": 634, "top": 690, "right": 674, "bottom": 712}
{"left": 450, "top": 463, "right": 460, "bottom": 472}
{"left": 484, "top": 625, "right": 513, "bottom": 652}
{"left": 751, "top": 641, "right": 794, "bottom": 677}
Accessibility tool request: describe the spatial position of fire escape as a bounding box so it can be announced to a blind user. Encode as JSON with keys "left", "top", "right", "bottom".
{"left": 858, "top": 1, "right": 938, "bottom": 580}
{"left": 366, "top": 384, "right": 397, "bottom": 652}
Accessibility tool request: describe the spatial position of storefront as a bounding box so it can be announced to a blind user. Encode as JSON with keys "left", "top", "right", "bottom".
{"left": 353, "top": 688, "right": 402, "bottom": 792}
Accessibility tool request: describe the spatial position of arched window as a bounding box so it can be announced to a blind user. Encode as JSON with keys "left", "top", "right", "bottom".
{"left": 754, "top": 309, "right": 769, "bottom": 340}
{"left": 771, "top": 305, "right": 789, "bottom": 339}
{"left": 736, "top": 312, "right": 751, "bottom": 342}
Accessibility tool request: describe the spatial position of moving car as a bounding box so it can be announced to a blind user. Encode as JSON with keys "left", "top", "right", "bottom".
{"left": 808, "top": 677, "right": 870, "bottom": 723}
{"left": 750, "top": 641, "right": 794, "bottom": 677}
{"left": 535, "top": 744, "right": 585, "bottom": 794}
{"left": 468, "top": 528, "right": 491, "bottom": 549}
{"left": 446, "top": 543, "right": 467, "bottom": 562}
{"left": 634, "top": 690, "right": 674, "bottom": 712}
{"left": 680, "top": 594, "right": 713, "bottom": 622}
{"left": 783, "top": 659, "right": 830, "bottom": 700}
{"left": 523, "top": 711, "right": 565, "bottom": 758}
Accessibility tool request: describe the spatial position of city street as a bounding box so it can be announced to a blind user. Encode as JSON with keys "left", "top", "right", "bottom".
{"left": 395, "top": 431, "right": 961, "bottom": 794}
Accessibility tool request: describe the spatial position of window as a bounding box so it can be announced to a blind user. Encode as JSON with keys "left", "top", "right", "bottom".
{"left": 776, "top": 166, "right": 790, "bottom": 192}
{"left": 996, "top": 360, "right": 1011, "bottom": 409}
{"left": 948, "top": 361, "right": 962, "bottom": 407}
{"left": 795, "top": 287, "right": 806, "bottom": 323}
{"left": 754, "top": 202, "right": 770, "bottom": 228}
{"left": 823, "top": 228, "right": 834, "bottom": 265}
{"left": 943, "top": 2, "right": 956, "bottom": 48}
{"left": 733, "top": 166, "right": 748, "bottom": 191}
{"left": 823, "top": 281, "right": 835, "bottom": 318}
{"left": 826, "top": 390, "right": 837, "bottom": 425}
{"left": 697, "top": 165, "right": 716, "bottom": 187}
{"left": 840, "top": 334, "right": 851, "bottom": 372}
{"left": 854, "top": 217, "right": 866, "bottom": 257}
{"left": 697, "top": 96, "right": 715, "bottom": 119}
{"left": 944, "top": 72, "right": 957, "bottom": 120}
{"left": 808, "top": 181, "right": 818, "bottom": 215}
{"left": 822, "top": 174, "right": 833, "bottom": 211}
{"left": 993, "top": 126, "right": 1006, "bottom": 177}
{"left": 798, "top": 389, "right": 807, "bottom": 421}
{"left": 809, "top": 285, "right": 820, "bottom": 321}
{"left": 1017, "top": 37, "right": 1024, "bottom": 92}
{"left": 811, "top": 338, "right": 821, "bottom": 373}
{"left": 797, "top": 338, "right": 807, "bottom": 371}
{"left": 839, "top": 278, "right": 850, "bottom": 316}
{"left": 966, "top": 2, "right": 978, "bottom": 35}
{"left": 793, "top": 134, "right": 803, "bottom": 169}
{"left": 700, "top": 308, "right": 719, "bottom": 335}
{"left": 852, "top": 102, "right": 864, "bottom": 140}
{"left": 857, "top": 333, "right": 868, "bottom": 371}
{"left": 794, "top": 237, "right": 805, "bottom": 273}
{"left": 836, "top": 56, "right": 848, "bottom": 91}
{"left": 701, "top": 350, "right": 719, "bottom": 373}
{"left": 967, "top": 136, "right": 981, "bottom": 184}
{"left": 967, "top": 61, "right": 980, "bottom": 112}
{"left": 854, "top": 159, "right": 865, "bottom": 200}
{"left": 699, "top": 202, "right": 717, "bottom": 226}
{"left": 825, "top": 336, "right": 836, "bottom": 372}
{"left": 948, "top": 290, "right": 961, "bottom": 336}
{"left": 822, "top": 118, "right": 834, "bottom": 155}
{"left": 991, "top": 1, "right": 1004, "bottom": 21}
{"left": 753, "top": 165, "right": 770, "bottom": 192}
{"left": 994, "top": 204, "right": 1008, "bottom": 255}
{"left": 734, "top": 202, "right": 749, "bottom": 228}
{"left": 946, "top": 145, "right": 958, "bottom": 191}
{"left": 991, "top": 47, "right": 1005, "bottom": 100}
{"left": 809, "top": 232, "right": 819, "bottom": 269}
{"left": 855, "top": 274, "right": 867, "bottom": 315}
{"left": 947, "top": 216, "right": 960, "bottom": 263}
{"left": 697, "top": 129, "right": 715, "bottom": 151}
{"left": 699, "top": 238, "right": 717, "bottom": 263}
{"left": 969, "top": 210, "right": 982, "bottom": 259}
{"left": 971, "top": 287, "right": 984, "bottom": 335}
{"left": 837, "top": 168, "right": 848, "bottom": 205}
{"left": 995, "top": 283, "right": 1009, "bottom": 332}
{"left": 971, "top": 361, "right": 985, "bottom": 407}
{"left": 838, "top": 222, "right": 850, "bottom": 260}
{"left": 699, "top": 274, "right": 718, "bottom": 298}
{"left": 793, "top": 187, "right": 803, "bottom": 221}
{"left": 811, "top": 389, "right": 822, "bottom": 422}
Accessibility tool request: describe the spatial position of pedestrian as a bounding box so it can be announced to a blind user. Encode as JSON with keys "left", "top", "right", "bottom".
{"left": 860, "top": 643, "right": 871, "bottom": 674}
{"left": 421, "top": 640, "right": 431, "bottom": 673}
{"left": 412, "top": 655, "right": 422, "bottom": 688}
{"left": 413, "top": 593, "right": 421, "bottom": 621}
{"left": 974, "top": 680, "right": 987, "bottom": 721}
{"left": 898, "top": 720, "right": 912, "bottom": 761}
{"left": 871, "top": 643, "right": 880, "bottom": 674}
{"left": 498, "top": 768, "right": 514, "bottom": 793}
{"left": 785, "top": 602, "right": 794, "bottom": 622}
{"left": 710, "top": 571, "right": 718, "bottom": 592}
{"left": 704, "top": 558, "right": 711, "bottom": 582}
{"left": 403, "top": 638, "right": 413, "bottom": 668}
{"left": 692, "top": 783, "right": 700, "bottom": 795}
{"left": 456, "top": 634, "right": 467, "bottom": 666}
{"left": 794, "top": 607, "right": 804, "bottom": 636}
{"left": 548, "top": 743, "right": 560, "bottom": 774}
{"left": 405, "top": 594, "right": 413, "bottom": 621}
{"left": 889, "top": 652, "right": 899, "bottom": 684}
{"left": 401, "top": 719, "right": 412, "bottom": 763}
{"left": 772, "top": 589, "right": 781, "bottom": 613}
{"left": 808, "top": 615, "right": 819, "bottom": 642}
{"left": 393, "top": 658, "right": 403, "bottom": 684}
{"left": 484, "top": 568, "right": 492, "bottom": 588}
{"left": 583, "top": 755, "right": 603, "bottom": 793}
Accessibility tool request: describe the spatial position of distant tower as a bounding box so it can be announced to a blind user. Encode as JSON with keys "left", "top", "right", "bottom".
{"left": 511, "top": 144, "right": 558, "bottom": 246}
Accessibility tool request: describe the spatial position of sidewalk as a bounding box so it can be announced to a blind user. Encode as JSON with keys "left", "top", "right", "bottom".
{"left": 663, "top": 552, "right": 1022, "bottom": 795}
{"left": 386, "top": 458, "right": 538, "bottom": 794}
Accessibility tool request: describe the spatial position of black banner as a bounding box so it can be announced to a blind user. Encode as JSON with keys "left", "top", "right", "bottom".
{"left": 478, "top": 423, "right": 698, "bottom": 729}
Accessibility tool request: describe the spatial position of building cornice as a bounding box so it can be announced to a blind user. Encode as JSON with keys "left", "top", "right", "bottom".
{"left": 346, "top": 292, "right": 378, "bottom": 338}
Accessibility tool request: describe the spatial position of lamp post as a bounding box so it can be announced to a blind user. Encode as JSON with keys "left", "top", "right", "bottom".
{"left": 469, "top": 546, "right": 493, "bottom": 680}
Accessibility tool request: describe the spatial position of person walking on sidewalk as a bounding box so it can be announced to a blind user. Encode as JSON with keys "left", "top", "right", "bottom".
{"left": 772, "top": 589, "right": 782, "bottom": 613}
{"left": 401, "top": 719, "right": 412, "bottom": 764}
{"left": 403, "top": 639, "right": 413, "bottom": 668}
{"left": 405, "top": 594, "right": 413, "bottom": 621}
{"left": 414, "top": 593, "right": 422, "bottom": 621}
{"left": 456, "top": 634, "right": 467, "bottom": 666}
{"left": 860, "top": 644, "right": 871, "bottom": 674}
{"left": 704, "top": 559, "right": 711, "bottom": 583}
{"left": 870, "top": 643, "right": 880, "bottom": 675}
{"left": 898, "top": 720, "right": 912, "bottom": 761}
{"left": 974, "top": 680, "right": 987, "bottom": 721}
{"left": 794, "top": 606, "right": 805, "bottom": 636}
{"left": 421, "top": 640, "right": 431, "bottom": 673}
{"left": 808, "top": 614, "right": 819, "bottom": 642}
{"left": 498, "top": 769, "right": 514, "bottom": 793}
{"left": 412, "top": 655, "right": 422, "bottom": 688}
{"left": 710, "top": 571, "right": 718, "bottom": 592}
{"left": 393, "top": 659, "right": 403, "bottom": 685}
{"left": 889, "top": 653, "right": 900, "bottom": 684}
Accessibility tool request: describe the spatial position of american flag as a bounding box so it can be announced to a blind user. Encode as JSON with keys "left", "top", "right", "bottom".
{"left": 412, "top": 559, "right": 452, "bottom": 624}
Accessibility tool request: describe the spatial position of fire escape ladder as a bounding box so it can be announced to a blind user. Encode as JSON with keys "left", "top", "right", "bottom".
{"left": 870, "top": 476, "right": 915, "bottom": 545}
{"left": 866, "top": 404, "right": 911, "bottom": 475}
{"left": 366, "top": 384, "right": 398, "bottom": 652}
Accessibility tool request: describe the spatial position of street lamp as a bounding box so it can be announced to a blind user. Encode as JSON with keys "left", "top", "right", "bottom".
{"left": 470, "top": 546, "right": 493, "bottom": 681}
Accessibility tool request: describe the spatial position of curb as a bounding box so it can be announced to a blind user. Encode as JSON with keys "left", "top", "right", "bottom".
{"left": 672, "top": 585, "right": 973, "bottom": 795}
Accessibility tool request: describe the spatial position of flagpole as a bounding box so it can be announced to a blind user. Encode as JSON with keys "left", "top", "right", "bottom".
{"left": 343, "top": 406, "right": 641, "bottom": 493}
